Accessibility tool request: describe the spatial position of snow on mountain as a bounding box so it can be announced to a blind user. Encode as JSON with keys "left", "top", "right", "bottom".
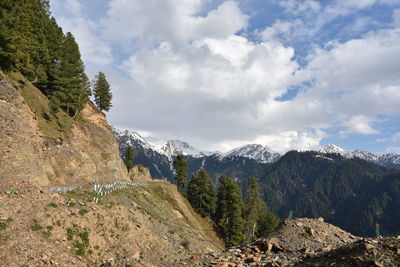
{"left": 113, "top": 128, "right": 211, "bottom": 160}
{"left": 112, "top": 128, "right": 152, "bottom": 150}
{"left": 224, "top": 144, "right": 281, "bottom": 163}
{"left": 151, "top": 140, "right": 212, "bottom": 160}
{"left": 317, "top": 144, "right": 345, "bottom": 154}
{"left": 317, "top": 144, "right": 400, "bottom": 167}
{"left": 113, "top": 129, "right": 400, "bottom": 168}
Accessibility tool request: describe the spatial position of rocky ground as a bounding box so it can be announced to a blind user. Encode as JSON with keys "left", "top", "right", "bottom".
{"left": 0, "top": 180, "right": 223, "bottom": 267}
{"left": 177, "top": 218, "right": 400, "bottom": 267}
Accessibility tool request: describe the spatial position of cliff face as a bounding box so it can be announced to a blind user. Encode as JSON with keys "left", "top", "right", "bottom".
{"left": 0, "top": 72, "right": 128, "bottom": 186}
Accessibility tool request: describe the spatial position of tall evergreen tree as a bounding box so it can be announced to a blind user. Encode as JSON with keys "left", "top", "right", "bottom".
{"left": 173, "top": 154, "right": 188, "bottom": 194}
{"left": 187, "top": 169, "right": 217, "bottom": 217}
{"left": 124, "top": 146, "right": 134, "bottom": 171}
{"left": 57, "top": 32, "right": 90, "bottom": 117}
{"left": 215, "top": 175, "right": 244, "bottom": 246}
{"left": 93, "top": 71, "right": 112, "bottom": 111}
{"left": 256, "top": 204, "right": 280, "bottom": 238}
{"left": 243, "top": 177, "right": 279, "bottom": 242}
{"left": 243, "top": 177, "right": 263, "bottom": 243}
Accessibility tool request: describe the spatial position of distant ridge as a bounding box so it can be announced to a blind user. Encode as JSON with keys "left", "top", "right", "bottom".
{"left": 113, "top": 128, "right": 400, "bottom": 169}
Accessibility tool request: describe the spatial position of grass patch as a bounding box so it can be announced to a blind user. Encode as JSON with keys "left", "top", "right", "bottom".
{"left": 73, "top": 231, "right": 90, "bottom": 256}
{"left": 48, "top": 202, "right": 58, "bottom": 208}
{"left": 66, "top": 228, "right": 74, "bottom": 241}
{"left": 31, "top": 219, "right": 42, "bottom": 231}
{"left": 78, "top": 209, "right": 89, "bottom": 216}
{"left": 0, "top": 218, "right": 12, "bottom": 231}
{"left": 66, "top": 190, "right": 92, "bottom": 204}
{"left": 7, "top": 72, "right": 76, "bottom": 138}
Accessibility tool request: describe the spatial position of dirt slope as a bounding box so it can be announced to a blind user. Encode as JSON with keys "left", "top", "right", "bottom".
{"left": 0, "top": 71, "right": 128, "bottom": 185}
{"left": 0, "top": 179, "right": 223, "bottom": 267}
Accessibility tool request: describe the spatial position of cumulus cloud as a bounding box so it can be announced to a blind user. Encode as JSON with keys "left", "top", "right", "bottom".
{"left": 51, "top": 0, "right": 400, "bottom": 152}
{"left": 51, "top": 0, "right": 113, "bottom": 67}
{"left": 340, "top": 115, "right": 379, "bottom": 135}
{"left": 101, "top": 0, "right": 248, "bottom": 48}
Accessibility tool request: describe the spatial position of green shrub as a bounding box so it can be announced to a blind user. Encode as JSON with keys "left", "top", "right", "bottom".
{"left": 78, "top": 209, "right": 89, "bottom": 216}
{"left": 31, "top": 219, "right": 42, "bottom": 231}
{"left": 66, "top": 228, "right": 74, "bottom": 240}
{"left": 48, "top": 202, "right": 58, "bottom": 208}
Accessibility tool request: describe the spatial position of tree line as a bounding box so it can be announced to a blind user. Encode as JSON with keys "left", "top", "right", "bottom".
{"left": 173, "top": 154, "right": 280, "bottom": 246}
{"left": 0, "top": 0, "right": 112, "bottom": 118}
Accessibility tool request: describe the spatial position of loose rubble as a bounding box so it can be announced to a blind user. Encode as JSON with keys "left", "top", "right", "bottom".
{"left": 177, "top": 218, "right": 400, "bottom": 266}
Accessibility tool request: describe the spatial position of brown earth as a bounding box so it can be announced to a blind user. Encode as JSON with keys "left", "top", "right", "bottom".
{"left": 0, "top": 179, "right": 224, "bottom": 267}
{"left": 0, "top": 71, "right": 128, "bottom": 186}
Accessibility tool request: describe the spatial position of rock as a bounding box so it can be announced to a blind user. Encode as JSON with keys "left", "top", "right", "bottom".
{"left": 310, "top": 228, "right": 316, "bottom": 236}
{"left": 132, "top": 251, "right": 141, "bottom": 259}
{"left": 296, "top": 222, "right": 303, "bottom": 227}
{"left": 317, "top": 217, "right": 324, "bottom": 222}
{"left": 322, "top": 245, "right": 332, "bottom": 252}
{"left": 396, "top": 248, "right": 400, "bottom": 255}
{"left": 365, "top": 244, "right": 375, "bottom": 250}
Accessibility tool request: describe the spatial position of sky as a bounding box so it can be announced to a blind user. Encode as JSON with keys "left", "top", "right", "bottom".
{"left": 51, "top": 0, "right": 400, "bottom": 154}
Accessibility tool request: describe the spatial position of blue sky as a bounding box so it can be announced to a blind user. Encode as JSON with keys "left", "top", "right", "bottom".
{"left": 51, "top": 0, "right": 400, "bottom": 153}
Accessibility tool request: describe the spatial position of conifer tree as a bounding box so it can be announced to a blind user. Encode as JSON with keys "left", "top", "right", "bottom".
{"left": 187, "top": 169, "right": 217, "bottom": 217}
{"left": 243, "top": 177, "right": 263, "bottom": 243}
{"left": 215, "top": 175, "right": 244, "bottom": 246}
{"left": 124, "top": 146, "right": 134, "bottom": 171}
{"left": 58, "top": 32, "right": 90, "bottom": 117}
{"left": 173, "top": 154, "right": 188, "bottom": 194}
{"left": 256, "top": 204, "right": 280, "bottom": 237}
{"left": 93, "top": 71, "right": 113, "bottom": 111}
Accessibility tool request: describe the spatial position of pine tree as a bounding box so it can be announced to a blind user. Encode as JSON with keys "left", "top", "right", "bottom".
{"left": 215, "top": 175, "right": 244, "bottom": 246}
{"left": 93, "top": 71, "right": 112, "bottom": 111}
{"left": 187, "top": 169, "right": 217, "bottom": 217}
{"left": 256, "top": 205, "right": 280, "bottom": 237}
{"left": 58, "top": 32, "right": 90, "bottom": 117}
{"left": 243, "top": 177, "right": 279, "bottom": 242}
{"left": 173, "top": 154, "right": 188, "bottom": 194}
{"left": 124, "top": 146, "right": 134, "bottom": 171}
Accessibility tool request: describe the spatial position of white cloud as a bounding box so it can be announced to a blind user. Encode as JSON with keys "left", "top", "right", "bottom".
{"left": 394, "top": 9, "right": 400, "bottom": 26}
{"left": 51, "top": 0, "right": 400, "bottom": 153}
{"left": 385, "top": 146, "right": 400, "bottom": 154}
{"left": 101, "top": 0, "right": 248, "bottom": 48}
{"left": 391, "top": 132, "right": 400, "bottom": 142}
{"left": 279, "top": 0, "right": 321, "bottom": 15}
{"left": 51, "top": 0, "right": 113, "bottom": 67}
{"left": 64, "top": 0, "right": 83, "bottom": 15}
{"left": 340, "top": 115, "right": 379, "bottom": 135}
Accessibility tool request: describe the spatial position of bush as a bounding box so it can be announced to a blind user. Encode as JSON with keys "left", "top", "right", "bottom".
{"left": 31, "top": 219, "right": 42, "bottom": 231}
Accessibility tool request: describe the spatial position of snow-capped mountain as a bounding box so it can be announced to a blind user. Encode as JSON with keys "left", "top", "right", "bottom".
{"left": 224, "top": 144, "right": 281, "bottom": 163}
{"left": 317, "top": 144, "right": 400, "bottom": 168}
{"left": 113, "top": 128, "right": 209, "bottom": 160}
{"left": 317, "top": 144, "right": 345, "bottom": 154}
{"left": 113, "top": 129, "right": 400, "bottom": 180}
{"left": 152, "top": 140, "right": 212, "bottom": 160}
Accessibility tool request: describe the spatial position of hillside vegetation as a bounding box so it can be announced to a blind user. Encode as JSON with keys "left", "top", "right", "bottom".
{"left": 255, "top": 151, "right": 400, "bottom": 236}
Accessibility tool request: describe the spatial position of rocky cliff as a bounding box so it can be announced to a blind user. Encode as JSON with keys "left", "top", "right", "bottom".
{"left": 0, "top": 72, "right": 128, "bottom": 186}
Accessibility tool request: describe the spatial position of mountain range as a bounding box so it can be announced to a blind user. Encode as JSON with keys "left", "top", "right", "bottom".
{"left": 113, "top": 128, "right": 400, "bottom": 180}
{"left": 113, "top": 128, "right": 400, "bottom": 236}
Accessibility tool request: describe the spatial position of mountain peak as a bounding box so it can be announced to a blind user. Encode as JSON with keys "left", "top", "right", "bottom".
{"left": 225, "top": 143, "right": 281, "bottom": 163}
{"left": 318, "top": 144, "right": 345, "bottom": 154}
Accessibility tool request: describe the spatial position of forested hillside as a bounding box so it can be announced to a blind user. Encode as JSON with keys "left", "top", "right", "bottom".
{"left": 0, "top": 0, "right": 90, "bottom": 118}
{"left": 255, "top": 151, "right": 400, "bottom": 236}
